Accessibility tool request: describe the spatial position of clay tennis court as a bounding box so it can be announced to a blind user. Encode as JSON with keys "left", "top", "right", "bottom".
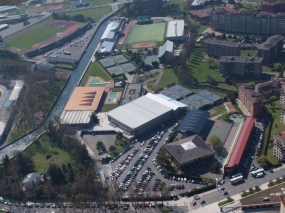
{"left": 119, "top": 20, "right": 134, "bottom": 44}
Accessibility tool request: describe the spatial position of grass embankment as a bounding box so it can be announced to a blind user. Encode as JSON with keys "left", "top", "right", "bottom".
{"left": 218, "top": 197, "right": 234, "bottom": 206}
{"left": 151, "top": 69, "right": 179, "bottom": 90}
{"left": 210, "top": 105, "right": 227, "bottom": 118}
{"left": 25, "top": 135, "right": 78, "bottom": 174}
{"left": 9, "top": 26, "right": 66, "bottom": 50}
{"left": 241, "top": 188, "right": 261, "bottom": 197}
{"left": 136, "top": 72, "right": 160, "bottom": 83}
{"left": 8, "top": 5, "right": 34, "bottom": 15}
{"left": 268, "top": 177, "right": 285, "bottom": 187}
{"left": 56, "top": 63, "right": 76, "bottom": 69}
{"left": 196, "top": 25, "right": 210, "bottom": 37}
{"left": 111, "top": 139, "right": 129, "bottom": 157}
{"left": 64, "top": 6, "right": 112, "bottom": 21}
{"left": 110, "top": 87, "right": 124, "bottom": 92}
{"left": 81, "top": 62, "right": 112, "bottom": 86}
{"left": 102, "top": 103, "right": 118, "bottom": 112}
{"left": 263, "top": 100, "right": 282, "bottom": 165}
{"left": 90, "top": 0, "right": 113, "bottom": 5}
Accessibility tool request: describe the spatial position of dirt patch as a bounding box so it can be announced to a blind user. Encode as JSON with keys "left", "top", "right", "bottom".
{"left": 132, "top": 42, "right": 156, "bottom": 48}
{"left": 27, "top": 4, "right": 64, "bottom": 13}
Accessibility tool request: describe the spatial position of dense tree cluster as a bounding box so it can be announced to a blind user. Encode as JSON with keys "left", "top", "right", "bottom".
{"left": 124, "top": 3, "right": 178, "bottom": 16}
{"left": 0, "top": 49, "right": 19, "bottom": 59}
{"left": 52, "top": 13, "right": 94, "bottom": 22}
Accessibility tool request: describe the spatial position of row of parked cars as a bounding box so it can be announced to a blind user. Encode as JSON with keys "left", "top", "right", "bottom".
{"left": 53, "top": 4, "right": 109, "bottom": 14}
{"left": 110, "top": 145, "right": 134, "bottom": 163}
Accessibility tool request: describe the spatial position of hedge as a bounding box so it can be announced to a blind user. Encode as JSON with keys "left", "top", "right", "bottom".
{"left": 241, "top": 188, "right": 261, "bottom": 197}
{"left": 185, "top": 184, "right": 216, "bottom": 197}
{"left": 268, "top": 178, "right": 285, "bottom": 187}
{"left": 218, "top": 198, "right": 234, "bottom": 207}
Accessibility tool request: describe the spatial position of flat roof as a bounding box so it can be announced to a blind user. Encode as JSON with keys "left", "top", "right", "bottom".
{"left": 98, "top": 41, "right": 115, "bottom": 53}
{"left": 64, "top": 87, "right": 104, "bottom": 111}
{"left": 101, "top": 21, "right": 120, "bottom": 41}
{"left": 60, "top": 110, "right": 93, "bottom": 125}
{"left": 239, "top": 84, "right": 261, "bottom": 104}
{"left": 226, "top": 116, "right": 255, "bottom": 168}
{"left": 158, "top": 40, "right": 173, "bottom": 57}
{"left": 108, "top": 95, "right": 173, "bottom": 129}
{"left": 166, "top": 20, "right": 184, "bottom": 38}
{"left": 120, "top": 83, "right": 143, "bottom": 105}
{"left": 178, "top": 110, "right": 210, "bottom": 134}
{"left": 257, "top": 34, "right": 284, "bottom": 50}
{"left": 165, "top": 135, "right": 215, "bottom": 165}
{"left": 9, "top": 80, "right": 24, "bottom": 101}
{"left": 219, "top": 56, "right": 263, "bottom": 63}
{"left": 146, "top": 93, "right": 186, "bottom": 110}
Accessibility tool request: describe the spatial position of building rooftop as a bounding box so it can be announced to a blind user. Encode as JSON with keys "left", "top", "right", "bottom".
{"left": 22, "top": 172, "right": 41, "bottom": 184}
{"left": 60, "top": 110, "right": 93, "bottom": 125}
{"left": 191, "top": 0, "right": 207, "bottom": 6}
{"left": 239, "top": 84, "right": 262, "bottom": 104}
{"left": 204, "top": 38, "right": 241, "bottom": 47}
{"left": 98, "top": 41, "right": 115, "bottom": 53}
{"left": 158, "top": 40, "right": 174, "bottom": 58}
{"left": 219, "top": 56, "right": 263, "bottom": 63}
{"left": 101, "top": 21, "right": 120, "bottom": 41}
{"left": 9, "top": 80, "right": 24, "bottom": 101}
{"left": 120, "top": 83, "right": 143, "bottom": 105}
{"left": 177, "top": 110, "right": 210, "bottom": 134}
{"left": 225, "top": 116, "right": 255, "bottom": 169}
{"left": 166, "top": 20, "right": 184, "bottom": 38}
{"left": 189, "top": 9, "right": 213, "bottom": 18}
{"left": 257, "top": 35, "right": 284, "bottom": 50}
{"left": 64, "top": 87, "right": 104, "bottom": 111}
{"left": 164, "top": 135, "right": 215, "bottom": 165}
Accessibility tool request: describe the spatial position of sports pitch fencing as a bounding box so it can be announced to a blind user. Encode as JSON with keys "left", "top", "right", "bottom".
{"left": 197, "top": 90, "right": 222, "bottom": 102}
{"left": 120, "top": 63, "right": 136, "bottom": 73}
{"left": 126, "top": 22, "right": 166, "bottom": 44}
{"left": 179, "top": 99, "right": 199, "bottom": 110}
{"left": 112, "top": 54, "right": 128, "bottom": 64}
{"left": 99, "top": 58, "right": 116, "bottom": 68}
{"left": 188, "top": 94, "right": 211, "bottom": 106}
{"left": 106, "top": 65, "right": 124, "bottom": 76}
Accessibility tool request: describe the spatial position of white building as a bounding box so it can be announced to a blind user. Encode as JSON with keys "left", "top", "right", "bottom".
{"left": 100, "top": 21, "right": 120, "bottom": 42}
{"left": 107, "top": 93, "right": 186, "bottom": 137}
{"left": 165, "top": 20, "right": 185, "bottom": 41}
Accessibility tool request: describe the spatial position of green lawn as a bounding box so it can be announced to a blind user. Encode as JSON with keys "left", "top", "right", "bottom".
{"left": 240, "top": 49, "right": 257, "bottom": 57}
{"left": 81, "top": 62, "right": 112, "bottom": 86}
{"left": 210, "top": 105, "right": 227, "bottom": 118}
{"left": 136, "top": 72, "right": 160, "bottom": 83}
{"left": 126, "top": 22, "right": 166, "bottom": 43}
{"left": 265, "top": 100, "right": 283, "bottom": 140}
{"left": 27, "top": 135, "right": 77, "bottom": 174}
{"left": 110, "top": 87, "right": 124, "bottom": 92}
{"left": 90, "top": 0, "right": 113, "bottom": 5}
{"left": 240, "top": 3, "right": 260, "bottom": 11}
{"left": 262, "top": 50, "right": 285, "bottom": 72}
{"left": 9, "top": 26, "right": 66, "bottom": 50}
{"left": 217, "top": 83, "right": 237, "bottom": 91}
{"left": 151, "top": 69, "right": 179, "bottom": 90}
{"left": 8, "top": 5, "right": 34, "bottom": 15}
{"left": 64, "top": 7, "right": 112, "bottom": 21}
{"left": 186, "top": 45, "right": 225, "bottom": 82}
{"left": 196, "top": 25, "right": 210, "bottom": 37}
{"left": 111, "top": 139, "right": 129, "bottom": 157}
{"left": 102, "top": 103, "right": 118, "bottom": 112}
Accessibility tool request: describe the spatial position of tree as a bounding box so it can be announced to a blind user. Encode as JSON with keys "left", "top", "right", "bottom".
{"left": 221, "top": 33, "right": 226, "bottom": 40}
{"left": 244, "top": 35, "right": 250, "bottom": 43}
{"left": 257, "top": 155, "right": 268, "bottom": 165}
{"left": 209, "top": 135, "right": 222, "bottom": 152}
{"left": 206, "top": 57, "right": 215, "bottom": 69}
{"left": 227, "top": 35, "right": 232, "bottom": 39}
{"left": 233, "top": 35, "right": 237, "bottom": 39}
{"left": 109, "top": 145, "right": 116, "bottom": 154}
{"left": 96, "top": 141, "right": 106, "bottom": 152}
{"left": 226, "top": 91, "right": 237, "bottom": 103}
{"left": 209, "top": 162, "right": 220, "bottom": 173}
{"left": 273, "top": 63, "right": 282, "bottom": 72}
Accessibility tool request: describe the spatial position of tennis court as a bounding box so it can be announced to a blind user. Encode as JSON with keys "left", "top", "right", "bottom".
{"left": 158, "top": 89, "right": 181, "bottom": 100}
{"left": 168, "top": 85, "right": 193, "bottom": 97}
{"left": 106, "top": 65, "right": 124, "bottom": 76}
{"left": 179, "top": 99, "right": 199, "bottom": 110}
{"left": 120, "top": 62, "right": 136, "bottom": 73}
{"left": 188, "top": 94, "right": 211, "bottom": 106}
{"left": 126, "top": 22, "right": 166, "bottom": 44}
{"left": 87, "top": 77, "right": 109, "bottom": 87}
{"left": 112, "top": 54, "right": 128, "bottom": 64}
{"left": 99, "top": 58, "right": 116, "bottom": 68}
{"left": 197, "top": 90, "right": 222, "bottom": 102}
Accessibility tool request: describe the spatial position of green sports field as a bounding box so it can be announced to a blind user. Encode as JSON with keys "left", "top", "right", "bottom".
{"left": 126, "top": 22, "right": 166, "bottom": 44}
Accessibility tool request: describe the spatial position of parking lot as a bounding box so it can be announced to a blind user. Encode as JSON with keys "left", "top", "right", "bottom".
{"left": 53, "top": 4, "right": 110, "bottom": 14}
{"left": 108, "top": 120, "right": 212, "bottom": 205}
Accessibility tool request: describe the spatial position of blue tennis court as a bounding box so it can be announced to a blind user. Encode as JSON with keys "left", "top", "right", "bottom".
{"left": 179, "top": 99, "right": 199, "bottom": 110}
{"left": 168, "top": 85, "right": 192, "bottom": 97}
{"left": 188, "top": 94, "right": 211, "bottom": 106}
{"left": 159, "top": 90, "right": 180, "bottom": 100}
{"left": 197, "top": 90, "right": 221, "bottom": 102}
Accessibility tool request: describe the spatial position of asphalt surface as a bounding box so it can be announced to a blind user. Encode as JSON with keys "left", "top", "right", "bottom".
{"left": 108, "top": 119, "right": 211, "bottom": 199}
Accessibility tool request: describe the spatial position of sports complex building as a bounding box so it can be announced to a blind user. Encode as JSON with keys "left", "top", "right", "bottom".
{"left": 60, "top": 87, "right": 105, "bottom": 127}
{"left": 107, "top": 93, "right": 187, "bottom": 137}
{"left": 165, "top": 20, "right": 185, "bottom": 41}
{"left": 224, "top": 116, "right": 255, "bottom": 176}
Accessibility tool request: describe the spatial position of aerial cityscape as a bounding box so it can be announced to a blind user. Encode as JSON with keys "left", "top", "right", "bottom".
{"left": 1, "top": 0, "right": 285, "bottom": 212}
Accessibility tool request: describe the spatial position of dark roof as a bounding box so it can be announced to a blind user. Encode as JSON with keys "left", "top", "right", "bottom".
{"left": 204, "top": 38, "right": 241, "bottom": 47}
{"left": 257, "top": 34, "right": 284, "bottom": 50}
{"left": 225, "top": 116, "right": 255, "bottom": 168}
{"left": 239, "top": 84, "right": 261, "bottom": 104}
{"left": 258, "top": 85, "right": 277, "bottom": 92}
{"left": 177, "top": 110, "right": 210, "bottom": 134}
{"left": 164, "top": 135, "right": 215, "bottom": 165}
{"left": 219, "top": 56, "right": 263, "bottom": 63}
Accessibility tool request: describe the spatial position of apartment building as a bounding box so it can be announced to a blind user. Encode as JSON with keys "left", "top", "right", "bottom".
{"left": 211, "top": 10, "right": 285, "bottom": 35}
{"left": 280, "top": 83, "right": 285, "bottom": 124}
{"left": 273, "top": 132, "right": 285, "bottom": 162}
{"left": 204, "top": 38, "right": 241, "bottom": 57}
{"left": 257, "top": 35, "right": 284, "bottom": 65}
{"left": 261, "top": 1, "right": 285, "bottom": 13}
{"left": 255, "top": 76, "right": 281, "bottom": 97}
{"left": 238, "top": 84, "right": 262, "bottom": 117}
{"left": 219, "top": 56, "right": 263, "bottom": 77}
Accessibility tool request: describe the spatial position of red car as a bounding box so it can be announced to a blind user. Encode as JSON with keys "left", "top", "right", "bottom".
{"left": 192, "top": 201, "right": 196, "bottom": 206}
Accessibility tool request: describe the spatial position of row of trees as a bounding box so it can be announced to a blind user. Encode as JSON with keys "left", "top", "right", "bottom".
{"left": 52, "top": 13, "right": 94, "bottom": 23}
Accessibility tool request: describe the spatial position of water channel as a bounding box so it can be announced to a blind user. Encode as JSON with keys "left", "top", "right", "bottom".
{"left": 0, "top": 18, "right": 110, "bottom": 159}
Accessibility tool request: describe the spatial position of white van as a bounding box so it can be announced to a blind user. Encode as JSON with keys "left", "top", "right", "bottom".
{"left": 256, "top": 172, "right": 264, "bottom": 178}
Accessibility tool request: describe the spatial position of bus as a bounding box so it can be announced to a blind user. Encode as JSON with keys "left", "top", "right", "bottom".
{"left": 231, "top": 172, "right": 242, "bottom": 179}
{"left": 63, "top": 51, "right": 71, "bottom": 55}
{"left": 230, "top": 175, "right": 244, "bottom": 185}
{"left": 250, "top": 168, "right": 264, "bottom": 177}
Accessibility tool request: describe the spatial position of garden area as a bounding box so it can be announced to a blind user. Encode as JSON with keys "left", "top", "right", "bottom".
{"left": 102, "top": 103, "right": 118, "bottom": 112}
{"left": 209, "top": 105, "right": 227, "bottom": 118}
{"left": 241, "top": 186, "right": 261, "bottom": 197}
{"left": 150, "top": 69, "right": 179, "bottom": 91}
{"left": 81, "top": 62, "right": 112, "bottom": 86}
